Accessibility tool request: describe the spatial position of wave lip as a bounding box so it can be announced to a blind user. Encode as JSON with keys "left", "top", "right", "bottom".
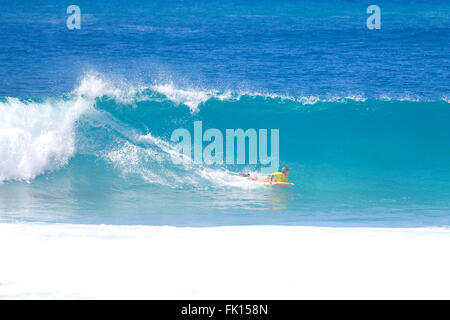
{"left": 70, "top": 72, "right": 450, "bottom": 111}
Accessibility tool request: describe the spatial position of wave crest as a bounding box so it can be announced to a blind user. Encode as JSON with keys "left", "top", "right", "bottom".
{"left": 0, "top": 96, "right": 92, "bottom": 182}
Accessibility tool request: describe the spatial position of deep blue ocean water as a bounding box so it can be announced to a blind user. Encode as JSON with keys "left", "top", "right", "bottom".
{"left": 0, "top": 0, "right": 449, "bottom": 227}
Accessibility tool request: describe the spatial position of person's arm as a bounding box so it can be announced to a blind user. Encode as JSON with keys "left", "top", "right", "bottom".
{"left": 269, "top": 174, "right": 274, "bottom": 184}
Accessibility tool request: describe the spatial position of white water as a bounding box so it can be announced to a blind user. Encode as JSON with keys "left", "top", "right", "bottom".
{"left": 1, "top": 223, "right": 449, "bottom": 299}
{"left": 0, "top": 96, "right": 91, "bottom": 182}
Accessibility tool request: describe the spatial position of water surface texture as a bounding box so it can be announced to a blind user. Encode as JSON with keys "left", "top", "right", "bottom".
{"left": 0, "top": 0, "right": 449, "bottom": 227}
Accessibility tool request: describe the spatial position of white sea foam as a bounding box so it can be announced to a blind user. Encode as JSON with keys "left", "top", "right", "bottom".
{"left": 1, "top": 222, "right": 449, "bottom": 299}
{"left": 105, "top": 133, "right": 264, "bottom": 189}
{"left": 72, "top": 73, "right": 231, "bottom": 111}
{"left": 0, "top": 96, "right": 91, "bottom": 182}
{"left": 150, "top": 84, "right": 213, "bottom": 112}
{"left": 70, "top": 72, "right": 367, "bottom": 111}
{"left": 105, "top": 140, "right": 181, "bottom": 187}
{"left": 73, "top": 72, "right": 140, "bottom": 104}
{"left": 134, "top": 133, "right": 266, "bottom": 190}
{"left": 378, "top": 94, "right": 423, "bottom": 102}
{"left": 149, "top": 84, "right": 239, "bottom": 112}
{"left": 71, "top": 72, "right": 446, "bottom": 112}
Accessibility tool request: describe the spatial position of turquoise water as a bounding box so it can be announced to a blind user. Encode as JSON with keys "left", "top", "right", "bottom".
{"left": 0, "top": 1, "right": 449, "bottom": 227}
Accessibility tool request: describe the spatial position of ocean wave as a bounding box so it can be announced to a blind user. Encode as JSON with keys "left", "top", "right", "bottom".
{"left": 0, "top": 72, "right": 448, "bottom": 186}
{"left": 70, "top": 73, "right": 449, "bottom": 112}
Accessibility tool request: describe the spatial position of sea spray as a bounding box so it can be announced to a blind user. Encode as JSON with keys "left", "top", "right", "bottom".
{"left": 0, "top": 96, "right": 92, "bottom": 182}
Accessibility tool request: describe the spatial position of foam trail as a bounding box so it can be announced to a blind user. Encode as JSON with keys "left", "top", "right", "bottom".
{"left": 105, "top": 132, "right": 264, "bottom": 189}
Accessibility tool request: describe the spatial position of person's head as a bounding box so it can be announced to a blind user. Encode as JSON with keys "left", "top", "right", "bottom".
{"left": 282, "top": 167, "right": 290, "bottom": 175}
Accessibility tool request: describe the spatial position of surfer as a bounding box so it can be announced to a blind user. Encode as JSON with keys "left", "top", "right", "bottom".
{"left": 246, "top": 167, "right": 290, "bottom": 184}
